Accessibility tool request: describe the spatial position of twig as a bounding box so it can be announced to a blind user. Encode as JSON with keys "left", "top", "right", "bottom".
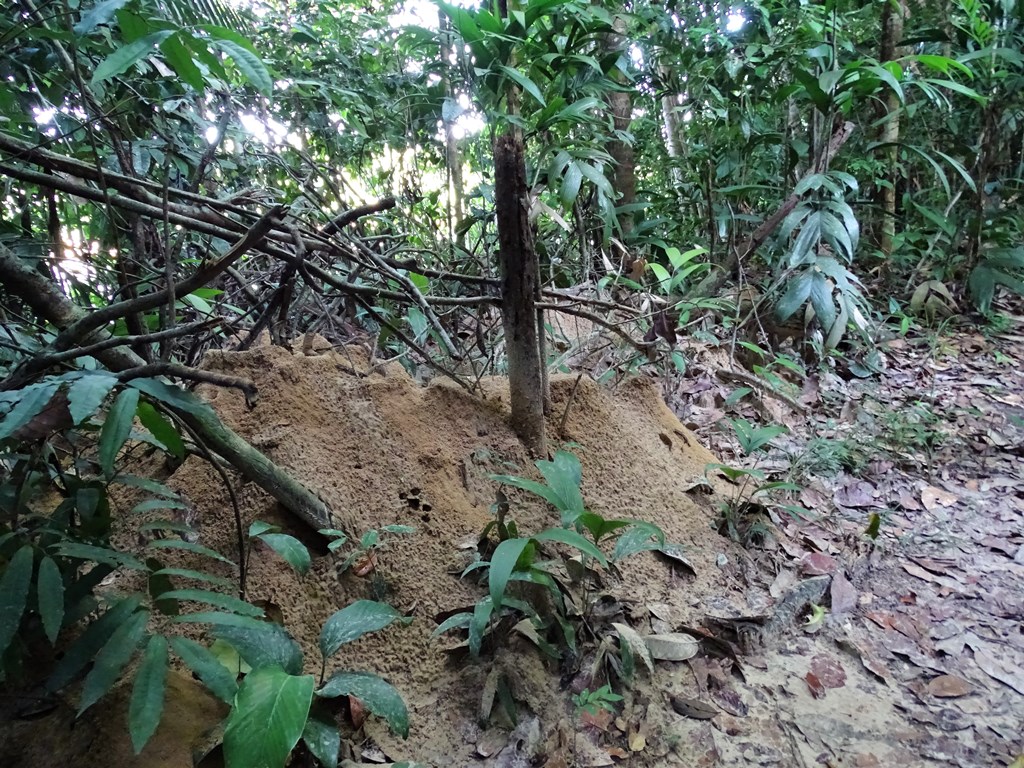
{"left": 115, "top": 363, "right": 259, "bottom": 407}
{"left": 559, "top": 373, "right": 585, "bottom": 437}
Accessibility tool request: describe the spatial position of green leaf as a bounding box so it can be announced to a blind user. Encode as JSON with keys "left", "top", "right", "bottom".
{"left": 560, "top": 161, "right": 583, "bottom": 207}
{"left": 317, "top": 671, "right": 408, "bottom": 738}
{"left": 169, "top": 636, "right": 238, "bottom": 704}
{"left": 212, "top": 620, "right": 304, "bottom": 676}
{"left": 248, "top": 521, "right": 276, "bottom": 537}
{"left": 211, "top": 39, "right": 273, "bottom": 96}
{"left": 533, "top": 528, "right": 608, "bottom": 566}
{"left": 612, "top": 522, "right": 666, "bottom": 561}
{"left": 128, "top": 378, "right": 214, "bottom": 416}
{"left": 91, "top": 31, "right": 174, "bottom": 85}
{"left": 469, "top": 597, "right": 493, "bottom": 657}
{"left": 48, "top": 595, "right": 145, "bottom": 691}
{"left": 99, "top": 387, "right": 140, "bottom": 476}
{"left": 74, "top": 0, "right": 132, "bottom": 35}
{"left": 147, "top": 538, "right": 236, "bottom": 566}
{"left": 160, "top": 32, "right": 205, "bottom": 92}
{"left": 495, "top": 64, "right": 546, "bottom": 106}
{"left": 37, "top": 556, "right": 65, "bottom": 644}
{"left": 53, "top": 542, "right": 146, "bottom": 571}
{"left": 136, "top": 402, "right": 185, "bottom": 459}
{"left": 0, "top": 545, "right": 34, "bottom": 656}
{"left": 0, "top": 381, "right": 60, "bottom": 440}
{"left": 224, "top": 667, "right": 314, "bottom": 768}
{"left": 66, "top": 374, "right": 117, "bottom": 425}
{"left": 79, "top": 609, "right": 150, "bottom": 715}
{"left": 319, "top": 601, "right": 405, "bottom": 661}
{"left": 113, "top": 474, "right": 182, "bottom": 499}
{"left": 255, "top": 533, "right": 311, "bottom": 575}
{"left": 776, "top": 271, "right": 813, "bottom": 322}
{"left": 150, "top": 567, "right": 234, "bottom": 589}
{"left": 156, "top": 589, "right": 264, "bottom": 617}
{"left": 489, "top": 474, "right": 563, "bottom": 510}
{"left": 488, "top": 538, "right": 531, "bottom": 610}
{"left": 129, "top": 635, "right": 169, "bottom": 753}
{"left": 301, "top": 717, "right": 340, "bottom": 768}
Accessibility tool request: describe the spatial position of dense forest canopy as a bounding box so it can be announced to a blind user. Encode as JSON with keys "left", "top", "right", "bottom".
{"left": 0, "top": 0, "right": 1022, "bottom": 765}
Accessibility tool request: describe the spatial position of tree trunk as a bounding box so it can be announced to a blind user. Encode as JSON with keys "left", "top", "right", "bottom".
{"left": 0, "top": 243, "right": 334, "bottom": 535}
{"left": 493, "top": 132, "right": 546, "bottom": 456}
{"left": 877, "top": 0, "right": 907, "bottom": 259}
{"left": 605, "top": 14, "right": 636, "bottom": 271}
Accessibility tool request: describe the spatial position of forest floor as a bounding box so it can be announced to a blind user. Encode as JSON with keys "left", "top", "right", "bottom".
{"left": 2, "top": 301, "right": 1022, "bottom": 768}
{"left": 662, "top": 296, "right": 1024, "bottom": 767}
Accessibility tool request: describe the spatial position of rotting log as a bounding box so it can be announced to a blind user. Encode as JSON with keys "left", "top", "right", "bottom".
{"left": 493, "top": 132, "right": 546, "bottom": 456}
{"left": 0, "top": 242, "right": 334, "bottom": 534}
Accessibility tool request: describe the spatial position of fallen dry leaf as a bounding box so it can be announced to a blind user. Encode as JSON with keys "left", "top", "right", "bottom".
{"left": 926, "top": 674, "right": 972, "bottom": 698}
{"left": 921, "top": 485, "right": 958, "bottom": 510}
{"left": 669, "top": 695, "right": 718, "bottom": 720}
{"left": 805, "top": 671, "right": 826, "bottom": 699}
{"left": 800, "top": 551, "right": 838, "bottom": 575}
{"left": 646, "top": 633, "right": 699, "bottom": 661}
{"left": 628, "top": 730, "right": 646, "bottom": 752}
{"left": 830, "top": 570, "right": 857, "bottom": 614}
{"left": 809, "top": 654, "right": 847, "bottom": 688}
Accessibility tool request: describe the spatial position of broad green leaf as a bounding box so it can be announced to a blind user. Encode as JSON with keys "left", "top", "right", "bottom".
{"left": 133, "top": 498, "right": 190, "bottom": 514}
{"left": 156, "top": 589, "right": 264, "bottom": 617}
{"left": 147, "top": 538, "right": 236, "bottom": 566}
{"left": 212, "top": 620, "right": 304, "bottom": 676}
{"left": 559, "top": 161, "right": 583, "bottom": 207}
{"left": 160, "top": 32, "right": 205, "bottom": 91}
{"left": 79, "top": 609, "right": 150, "bottom": 714}
{"left": 211, "top": 39, "right": 273, "bottom": 96}
{"left": 113, "top": 474, "right": 181, "bottom": 498}
{"left": 255, "top": 533, "right": 311, "bottom": 575}
{"left": 0, "top": 545, "right": 34, "bottom": 656}
{"left": 170, "top": 636, "right": 238, "bottom": 704}
{"left": 151, "top": 567, "right": 233, "bottom": 589}
{"left": 49, "top": 595, "right": 145, "bottom": 691}
{"left": 224, "top": 667, "right": 314, "bottom": 768}
{"left": 248, "top": 521, "right": 276, "bottom": 537}
{"left": 74, "top": 0, "right": 132, "bottom": 35}
{"left": 98, "top": 387, "right": 139, "bottom": 476}
{"left": 776, "top": 271, "right": 813, "bottom": 322}
{"left": 612, "top": 522, "right": 666, "bottom": 561}
{"left": 91, "top": 31, "right": 174, "bottom": 85}
{"left": 488, "top": 474, "right": 563, "bottom": 510}
{"left": 128, "top": 378, "right": 214, "bottom": 416}
{"left": 129, "top": 635, "right": 169, "bottom": 753}
{"left": 469, "top": 596, "right": 493, "bottom": 657}
{"left": 66, "top": 374, "right": 117, "bottom": 425}
{"left": 319, "top": 601, "right": 405, "bottom": 660}
{"left": 53, "top": 542, "right": 146, "bottom": 571}
{"left": 495, "top": 64, "right": 545, "bottom": 106}
{"left": 317, "top": 671, "right": 408, "bottom": 738}
{"left": 37, "top": 556, "right": 65, "bottom": 644}
{"left": 136, "top": 402, "right": 185, "bottom": 459}
{"left": 488, "top": 538, "right": 531, "bottom": 610}
{"left": 0, "top": 381, "right": 60, "bottom": 440}
{"left": 301, "top": 717, "right": 340, "bottom": 768}
{"left": 533, "top": 528, "right": 607, "bottom": 566}
{"left": 430, "top": 611, "right": 472, "bottom": 638}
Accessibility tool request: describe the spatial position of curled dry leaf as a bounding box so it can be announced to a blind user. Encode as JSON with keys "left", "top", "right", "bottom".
{"left": 921, "top": 485, "right": 958, "bottom": 511}
{"left": 645, "top": 633, "right": 699, "bottom": 662}
{"left": 805, "top": 672, "right": 826, "bottom": 699}
{"left": 612, "top": 622, "right": 655, "bottom": 674}
{"left": 926, "top": 674, "right": 972, "bottom": 698}
{"left": 669, "top": 695, "right": 718, "bottom": 720}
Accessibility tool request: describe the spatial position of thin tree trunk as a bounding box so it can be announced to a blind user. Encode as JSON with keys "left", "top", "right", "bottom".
{"left": 877, "top": 0, "right": 907, "bottom": 259}
{"left": 606, "top": 13, "right": 636, "bottom": 271}
{"left": 493, "top": 133, "right": 546, "bottom": 456}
